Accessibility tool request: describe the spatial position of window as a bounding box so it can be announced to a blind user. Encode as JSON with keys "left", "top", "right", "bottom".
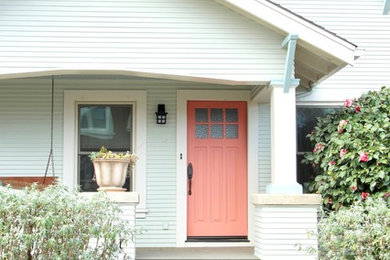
{"left": 296, "top": 106, "right": 339, "bottom": 192}
{"left": 78, "top": 105, "right": 133, "bottom": 192}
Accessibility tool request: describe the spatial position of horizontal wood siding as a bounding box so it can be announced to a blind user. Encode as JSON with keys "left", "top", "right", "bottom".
{"left": 0, "top": 76, "right": 251, "bottom": 247}
{"left": 275, "top": 0, "right": 390, "bottom": 101}
{"left": 254, "top": 205, "right": 318, "bottom": 260}
{"left": 136, "top": 88, "right": 177, "bottom": 246}
{"left": 0, "top": 0, "right": 285, "bottom": 82}
{"left": 119, "top": 203, "right": 137, "bottom": 259}
{"left": 258, "top": 103, "right": 271, "bottom": 193}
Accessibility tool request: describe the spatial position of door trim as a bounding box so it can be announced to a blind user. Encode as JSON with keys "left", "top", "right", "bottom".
{"left": 176, "top": 90, "right": 258, "bottom": 247}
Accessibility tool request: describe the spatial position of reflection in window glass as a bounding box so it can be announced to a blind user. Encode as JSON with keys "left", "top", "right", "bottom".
{"left": 296, "top": 106, "right": 339, "bottom": 192}
{"left": 195, "top": 108, "right": 208, "bottom": 122}
{"left": 210, "top": 109, "right": 223, "bottom": 122}
{"left": 78, "top": 105, "right": 133, "bottom": 192}
{"left": 297, "top": 107, "right": 338, "bottom": 152}
{"left": 225, "top": 109, "right": 238, "bottom": 122}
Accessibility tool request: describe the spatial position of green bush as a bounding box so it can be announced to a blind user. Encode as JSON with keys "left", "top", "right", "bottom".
{"left": 303, "top": 87, "right": 390, "bottom": 209}
{"left": 0, "top": 184, "right": 136, "bottom": 259}
{"left": 317, "top": 198, "right": 390, "bottom": 260}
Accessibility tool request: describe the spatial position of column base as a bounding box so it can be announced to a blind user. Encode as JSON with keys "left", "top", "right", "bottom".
{"left": 251, "top": 194, "right": 321, "bottom": 260}
{"left": 266, "top": 183, "right": 303, "bottom": 194}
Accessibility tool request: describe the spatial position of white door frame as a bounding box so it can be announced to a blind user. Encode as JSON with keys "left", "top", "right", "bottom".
{"left": 176, "top": 90, "right": 258, "bottom": 247}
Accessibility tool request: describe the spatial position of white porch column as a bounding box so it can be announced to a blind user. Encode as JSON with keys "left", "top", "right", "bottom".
{"left": 266, "top": 83, "right": 302, "bottom": 194}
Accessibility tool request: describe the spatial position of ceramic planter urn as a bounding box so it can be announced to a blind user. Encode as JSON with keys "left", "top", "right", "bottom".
{"left": 92, "top": 159, "right": 130, "bottom": 192}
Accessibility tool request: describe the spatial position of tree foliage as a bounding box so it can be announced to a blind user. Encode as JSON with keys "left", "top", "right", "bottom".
{"left": 303, "top": 86, "right": 390, "bottom": 209}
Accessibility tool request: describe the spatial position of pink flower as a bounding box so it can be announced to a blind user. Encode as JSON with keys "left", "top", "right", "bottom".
{"left": 384, "top": 192, "right": 390, "bottom": 199}
{"left": 310, "top": 130, "right": 314, "bottom": 135}
{"left": 328, "top": 197, "right": 332, "bottom": 204}
{"left": 313, "top": 143, "right": 323, "bottom": 153}
{"left": 351, "top": 186, "right": 357, "bottom": 192}
{"left": 361, "top": 192, "right": 370, "bottom": 200}
{"left": 339, "top": 148, "right": 347, "bottom": 158}
{"left": 345, "top": 99, "right": 353, "bottom": 107}
{"left": 355, "top": 105, "right": 361, "bottom": 113}
{"left": 337, "top": 120, "right": 348, "bottom": 133}
{"left": 328, "top": 161, "right": 336, "bottom": 166}
{"left": 359, "top": 152, "right": 368, "bottom": 162}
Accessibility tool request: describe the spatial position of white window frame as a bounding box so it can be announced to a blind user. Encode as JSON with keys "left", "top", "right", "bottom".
{"left": 63, "top": 90, "right": 147, "bottom": 214}
{"left": 176, "top": 90, "right": 258, "bottom": 247}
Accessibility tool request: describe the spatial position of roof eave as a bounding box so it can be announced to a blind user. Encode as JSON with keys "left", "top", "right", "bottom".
{"left": 216, "top": 0, "right": 357, "bottom": 65}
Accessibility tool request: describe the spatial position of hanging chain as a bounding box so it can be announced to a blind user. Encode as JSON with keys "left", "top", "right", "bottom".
{"left": 43, "top": 76, "right": 55, "bottom": 184}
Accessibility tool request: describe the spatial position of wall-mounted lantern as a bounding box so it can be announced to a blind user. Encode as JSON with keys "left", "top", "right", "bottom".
{"left": 155, "top": 104, "right": 168, "bottom": 124}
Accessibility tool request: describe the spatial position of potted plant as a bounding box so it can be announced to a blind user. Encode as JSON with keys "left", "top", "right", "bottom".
{"left": 89, "top": 146, "right": 137, "bottom": 192}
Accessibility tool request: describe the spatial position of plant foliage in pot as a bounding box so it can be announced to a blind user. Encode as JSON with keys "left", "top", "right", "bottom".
{"left": 89, "top": 146, "right": 137, "bottom": 192}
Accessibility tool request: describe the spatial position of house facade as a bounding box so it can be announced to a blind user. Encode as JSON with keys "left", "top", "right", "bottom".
{"left": 1, "top": 0, "right": 388, "bottom": 259}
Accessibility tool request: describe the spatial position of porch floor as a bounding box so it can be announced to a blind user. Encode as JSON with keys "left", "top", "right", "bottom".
{"left": 136, "top": 247, "right": 257, "bottom": 260}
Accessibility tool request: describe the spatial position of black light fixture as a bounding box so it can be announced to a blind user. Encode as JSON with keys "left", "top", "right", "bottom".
{"left": 155, "top": 104, "right": 168, "bottom": 124}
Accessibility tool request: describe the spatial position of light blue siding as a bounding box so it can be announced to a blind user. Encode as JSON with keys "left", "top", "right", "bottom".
{"left": 0, "top": 0, "right": 286, "bottom": 82}
{"left": 258, "top": 103, "right": 271, "bottom": 193}
{"left": 0, "top": 76, "right": 252, "bottom": 247}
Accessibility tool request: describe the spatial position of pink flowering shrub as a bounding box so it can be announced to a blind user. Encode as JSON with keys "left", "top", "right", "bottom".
{"left": 303, "top": 87, "right": 390, "bottom": 209}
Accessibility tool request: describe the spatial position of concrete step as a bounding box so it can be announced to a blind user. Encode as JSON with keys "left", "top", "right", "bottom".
{"left": 136, "top": 247, "right": 257, "bottom": 260}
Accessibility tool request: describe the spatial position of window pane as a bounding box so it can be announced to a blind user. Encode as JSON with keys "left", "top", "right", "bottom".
{"left": 195, "top": 108, "right": 208, "bottom": 122}
{"left": 297, "top": 154, "right": 316, "bottom": 193}
{"left": 211, "top": 108, "right": 223, "bottom": 122}
{"left": 297, "top": 107, "right": 338, "bottom": 152}
{"left": 79, "top": 155, "right": 131, "bottom": 192}
{"left": 225, "top": 124, "right": 238, "bottom": 138}
{"left": 78, "top": 104, "right": 133, "bottom": 192}
{"left": 210, "top": 124, "right": 223, "bottom": 138}
{"left": 226, "top": 109, "right": 238, "bottom": 122}
{"left": 79, "top": 105, "right": 132, "bottom": 152}
{"left": 196, "top": 124, "right": 208, "bottom": 138}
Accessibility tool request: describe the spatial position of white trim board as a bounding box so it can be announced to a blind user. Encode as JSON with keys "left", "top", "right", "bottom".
{"left": 63, "top": 90, "right": 147, "bottom": 212}
{"left": 176, "top": 90, "right": 258, "bottom": 247}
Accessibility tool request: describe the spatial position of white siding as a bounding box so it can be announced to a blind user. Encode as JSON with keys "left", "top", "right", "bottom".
{"left": 118, "top": 203, "right": 137, "bottom": 260}
{"left": 0, "top": 0, "right": 286, "bottom": 82}
{"left": 258, "top": 103, "right": 271, "bottom": 193}
{"left": 253, "top": 205, "right": 318, "bottom": 260}
{"left": 0, "top": 76, "right": 251, "bottom": 247}
{"left": 274, "top": 0, "right": 390, "bottom": 101}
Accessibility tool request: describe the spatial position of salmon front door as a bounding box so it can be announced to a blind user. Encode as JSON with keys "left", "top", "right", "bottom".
{"left": 187, "top": 101, "right": 247, "bottom": 238}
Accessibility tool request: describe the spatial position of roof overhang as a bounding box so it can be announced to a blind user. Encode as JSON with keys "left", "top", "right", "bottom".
{"left": 0, "top": 69, "right": 267, "bottom": 86}
{"left": 216, "top": 0, "right": 358, "bottom": 89}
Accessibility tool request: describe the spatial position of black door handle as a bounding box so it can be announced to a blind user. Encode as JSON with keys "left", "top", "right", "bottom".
{"left": 188, "top": 163, "right": 193, "bottom": 195}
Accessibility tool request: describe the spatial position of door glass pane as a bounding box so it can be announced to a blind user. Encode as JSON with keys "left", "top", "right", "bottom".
{"left": 225, "top": 124, "right": 238, "bottom": 138}
{"left": 225, "top": 109, "right": 238, "bottom": 122}
{"left": 196, "top": 124, "right": 208, "bottom": 138}
{"left": 210, "top": 124, "right": 223, "bottom": 138}
{"left": 195, "top": 108, "right": 208, "bottom": 122}
{"left": 210, "top": 108, "right": 223, "bottom": 122}
{"left": 78, "top": 104, "right": 133, "bottom": 192}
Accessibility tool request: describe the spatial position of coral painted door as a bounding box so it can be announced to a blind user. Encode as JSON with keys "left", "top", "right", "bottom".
{"left": 187, "top": 101, "right": 247, "bottom": 237}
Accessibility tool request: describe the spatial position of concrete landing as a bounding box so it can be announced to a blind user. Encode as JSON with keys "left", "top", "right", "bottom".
{"left": 137, "top": 247, "right": 257, "bottom": 260}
